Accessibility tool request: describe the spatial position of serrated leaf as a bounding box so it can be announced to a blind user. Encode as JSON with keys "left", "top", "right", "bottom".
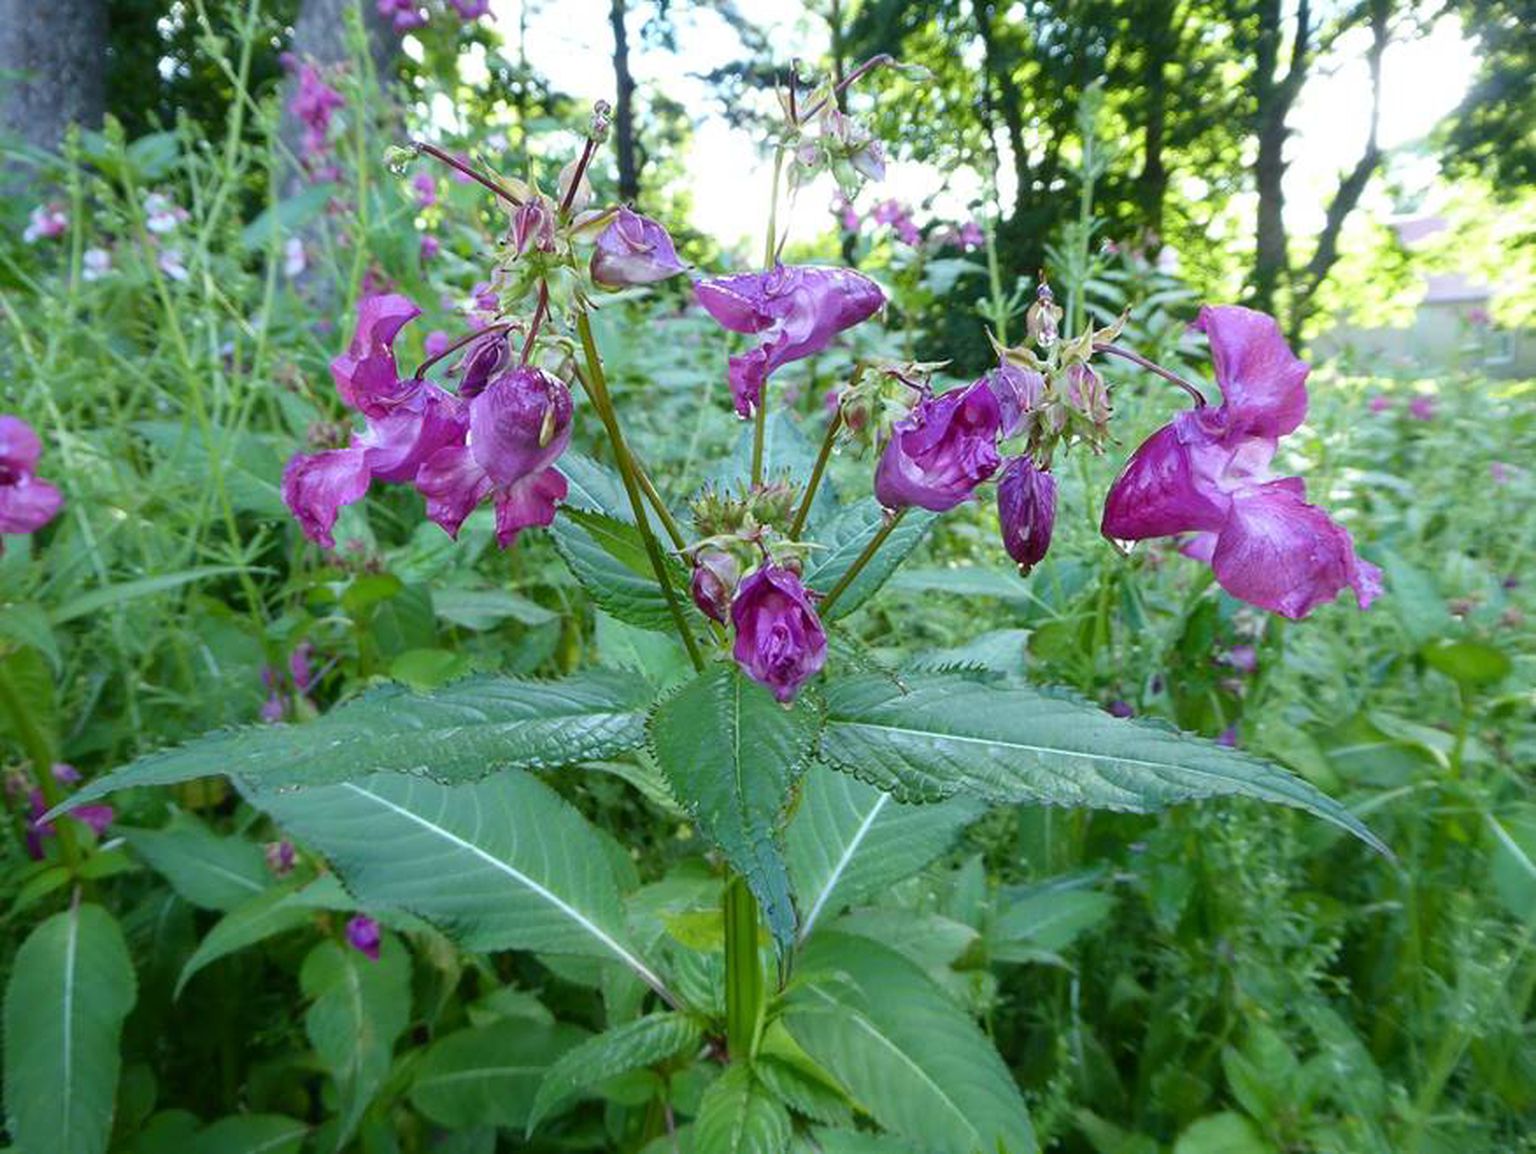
{"left": 992, "top": 877, "right": 1114, "bottom": 960}
{"left": 819, "top": 674, "right": 1387, "bottom": 854}
{"left": 757, "top": 1054, "right": 854, "bottom": 1128}
{"left": 409, "top": 1019, "right": 588, "bottom": 1130}
{"left": 4, "top": 904, "right": 138, "bottom": 1154}
{"left": 528, "top": 1012, "right": 702, "bottom": 1132}
{"left": 802, "top": 502, "right": 936, "bottom": 620}
{"left": 301, "top": 935, "right": 411, "bottom": 1145}
{"left": 561, "top": 452, "right": 631, "bottom": 518}
{"left": 552, "top": 511, "right": 696, "bottom": 633}
{"left": 119, "top": 812, "right": 269, "bottom": 911}
{"left": 649, "top": 666, "right": 819, "bottom": 951}
{"left": 783, "top": 933, "right": 1037, "bottom": 1154}
{"left": 787, "top": 764, "right": 984, "bottom": 941}
{"left": 52, "top": 672, "right": 651, "bottom": 815}
{"left": 694, "top": 1064, "right": 793, "bottom": 1154}
{"left": 248, "top": 772, "right": 673, "bottom": 999}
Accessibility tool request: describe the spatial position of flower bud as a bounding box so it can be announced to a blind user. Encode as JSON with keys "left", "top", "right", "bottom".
{"left": 996, "top": 456, "right": 1056, "bottom": 574}
{"left": 512, "top": 196, "right": 556, "bottom": 256}
{"left": 1025, "top": 282, "right": 1062, "bottom": 349}
{"left": 691, "top": 550, "right": 740, "bottom": 623}
{"left": 591, "top": 207, "right": 687, "bottom": 288}
{"left": 874, "top": 379, "right": 1002, "bottom": 512}
{"left": 345, "top": 914, "right": 381, "bottom": 961}
{"left": 730, "top": 564, "right": 827, "bottom": 703}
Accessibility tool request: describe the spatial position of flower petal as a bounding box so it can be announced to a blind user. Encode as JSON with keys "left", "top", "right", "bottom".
{"left": 1196, "top": 305, "right": 1308, "bottom": 438}
{"left": 492, "top": 467, "right": 567, "bottom": 548}
{"left": 281, "top": 447, "right": 372, "bottom": 549}
{"left": 0, "top": 476, "right": 63, "bottom": 536}
{"left": 1210, "top": 481, "right": 1382, "bottom": 618}
{"left": 330, "top": 293, "right": 422, "bottom": 417}
{"left": 1100, "top": 421, "right": 1230, "bottom": 541}
{"left": 415, "top": 443, "right": 492, "bottom": 539}
{"left": 0, "top": 415, "right": 43, "bottom": 474}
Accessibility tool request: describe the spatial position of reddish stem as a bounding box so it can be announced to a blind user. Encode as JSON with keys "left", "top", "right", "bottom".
{"left": 412, "top": 141, "right": 522, "bottom": 207}
{"left": 412, "top": 321, "right": 515, "bottom": 380}
{"left": 521, "top": 282, "right": 549, "bottom": 364}
{"left": 1093, "top": 342, "right": 1208, "bottom": 407}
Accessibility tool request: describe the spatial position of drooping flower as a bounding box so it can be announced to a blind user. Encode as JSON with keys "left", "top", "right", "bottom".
{"left": 345, "top": 915, "right": 381, "bottom": 961}
{"left": 983, "top": 363, "right": 1044, "bottom": 439}
{"left": 591, "top": 208, "right": 687, "bottom": 288}
{"left": 695, "top": 265, "right": 884, "bottom": 417}
{"left": 415, "top": 365, "right": 572, "bottom": 547}
{"left": 1101, "top": 305, "right": 1381, "bottom": 619}
{"left": 283, "top": 294, "right": 467, "bottom": 548}
{"left": 0, "top": 415, "right": 64, "bottom": 543}
{"left": 690, "top": 550, "right": 740, "bottom": 624}
{"left": 996, "top": 456, "right": 1056, "bottom": 574}
{"left": 731, "top": 564, "right": 827, "bottom": 703}
{"left": 874, "top": 378, "right": 1002, "bottom": 512}
{"left": 22, "top": 204, "right": 67, "bottom": 243}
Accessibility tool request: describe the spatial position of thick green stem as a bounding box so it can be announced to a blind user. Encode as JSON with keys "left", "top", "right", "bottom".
{"left": 631, "top": 455, "right": 688, "bottom": 551}
{"left": 790, "top": 408, "right": 840, "bottom": 539}
{"left": 724, "top": 874, "right": 764, "bottom": 1061}
{"left": 575, "top": 313, "right": 705, "bottom": 672}
{"left": 0, "top": 661, "right": 79, "bottom": 871}
{"left": 817, "top": 508, "right": 908, "bottom": 616}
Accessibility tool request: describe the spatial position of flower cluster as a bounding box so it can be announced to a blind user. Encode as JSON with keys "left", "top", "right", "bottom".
{"left": 22, "top": 203, "right": 67, "bottom": 244}
{"left": 0, "top": 415, "right": 63, "bottom": 549}
{"left": 376, "top": 0, "right": 489, "bottom": 32}
{"left": 839, "top": 197, "right": 985, "bottom": 252}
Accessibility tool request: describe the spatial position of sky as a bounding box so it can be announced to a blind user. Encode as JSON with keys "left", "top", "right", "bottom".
{"left": 468, "top": 0, "right": 1478, "bottom": 249}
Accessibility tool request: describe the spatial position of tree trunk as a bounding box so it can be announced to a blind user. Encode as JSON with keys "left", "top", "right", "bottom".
{"left": 1138, "top": 0, "right": 1176, "bottom": 244}
{"left": 0, "top": 0, "right": 107, "bottom": 161}
{"left": 610, "top": 0, "right": 640, "bottom": 203}
{"left": 1290, "top": 0, "right": 1391, "bottom": 338}
{"left": 1250, "top": 0, "right": 1292, "bottom": 314}
{"left": 974, "top": 2, "right": 1030, "bottom": 227}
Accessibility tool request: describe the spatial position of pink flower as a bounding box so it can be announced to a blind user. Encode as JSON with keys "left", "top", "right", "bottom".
{"left": 1368, "top": 394, "right": 1392, "bottom": 414}
{"left": 731, "top": 564, "right": 827, "bottom": 703}
{"left": 412, "top": 172, "right": 437, "bottom": 208}
{"left": 346, "top": 915, "right": 381, "bottom": 960}
{"left": 875, "top": 378, "right": 1002, "bottom": 512}
{"left": 1101, "top": 305, "right": 1381, "bottom": 620}
{"left": 694, "top": 265, "right": 884, "bottom": 416}
{"left": 0, "top": 415, "right": 64, "bottom": 542}
{"left": 290, "top": 63, "right": 344, "bottom": 159}
{"left": 591, "top": 208, "right": 687, "bottom": 287}
{"left": 997, "top": 456, "right": 1056, "bottom": 574}
{"left": 449, "top": 0, "right": 491, "bottom": 18}
{"left": 419, "top": 233, "right": 440, "bottom": 263}
{"left": 24, "top": 765, "right": 113, "bottom": 861}
{"left": 424, "top": 329, "right": 451, "bottom": 359}
{"left": 377, "top": 0, "right": 427, "bottom": 31}
{"left": 1408, "top": 395, "right": 1436, "bottom": 422}
{"left": 22, "top": 203, "right": 67, "bottom": 243}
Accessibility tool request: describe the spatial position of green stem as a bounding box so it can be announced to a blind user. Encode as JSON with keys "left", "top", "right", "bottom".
{"left": 0, "top": 661, "right": 79, "bottom": 871}
{"left": 724, "top": 874, "right": 764, "bottom": 1061}
{"left": 817, "top": 508, "right": 907, "bottom": 616}
{"left": 632, "top": 456, "right": 688, "bottom": 551}
{"left": 575, "top": 314, "right": 704, "bottom": 672}
{"left": 789, "top": 408, "right": 840, "bottom": 539}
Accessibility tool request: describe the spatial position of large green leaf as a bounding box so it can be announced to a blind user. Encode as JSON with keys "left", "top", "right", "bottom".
{"left": 409, "top": 1020, "right": 587, "bottom": 1130}
{"left": 528, "top": 1011, "right": 703, "bottom": 1132}
{"left": 552, "top": 510, "right": 695, "bottom": 633}
{"left": 187, "top": 1113, "right": 309, "bottom": 1154}
{"left": 54, "top": 672, "right": 652, "bottom": 814}
{"left": 819, "top": 674, "right": 1387, "bottom": 854}
{"left": 783, "top": 933, "right": 1037, "bottom": 1154}
{"left": 694, "top": 1064, "right": 794, "bottom": 1154}
{"left": 301, "top": 935, "right": 411, "bottom": 1144}
{"left": 176, "top": 879, "right": 335, "bottom": 996}
{"left": 250, "top": 772, "right": 673, "bottom": 1000}
{"left": 786, "top": 765, "right": 984, "bottom": 941}
{"left": 802, "top": 502, "right": 937, "bottom": 620}
{"left": 118, "top": 811, "right": 269, "bottom": 911}
{"left": 649, "top": 665, "right": 820, "bottom": 950}
{"left": 4, "top": 903, "right": 138, "bottom": 1154}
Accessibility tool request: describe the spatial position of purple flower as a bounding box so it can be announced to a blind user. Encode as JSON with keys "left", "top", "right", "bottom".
{"left": 265, "top": 840, "right": 296, "bottom": 876}
{"left": 997, "top": 456, "right": 1056, "bottom": 574}
{"left": 289, "top": 63, "right": 344, "bottom": 159}
{"left": 23, "top": 203, "right": 67, "bottom": 243}
{"left": 1367, "top": 394, "right": 1392, "bottom": 414}
{"left": 0, "top": 416, "right": 64, "bottom": 541}
{"left": 412, "top": 172, "right": 437, "bottom": 208}
{"left": 871, "top": 199, "right": 904, "bottom": 226}
{"left": 1101, "top": 305, "right": 1382, "bottom": 620}
{"left": 330, "top": 293, "right": 422, "bottom": 418}
{"left": 260, "top": 693, "right": 286, "bottom": 723}
{"left": 1408, "top": 395, "right": 1437, "bottom": 422}
{"left": 1107, "top": 700, "right": 1135, "bottom": 718}
{"left": 874, "top": 379, "right": 1002, "bottom": 512}
{"left": 345, "top": 915, "right": 381, "bottom": 961}
{"left": 591, "top": 208, "right": 687, "bottom": 288}
{"left": 420, "top": 233, "right": 440, "bottom": 263}
{"left": 731, "top": 564, "right": 827, "bottom": 703}
{"left": 695, "top": 265, "right": 884, "bottom": 417}
{"left": 377, "top": 0, "right": 426, "bottom": 31}
{"left": 24, "top": 766, "right": 113, "bottom": 861}
{"left": 449, "top": 0, "right": 491, "bottom": 18}
{"left": 1490, "top": 461, "right": 1514, "bottom": 486}
{"left": 415, "top": 366, "right": 572, "bottom": 548}
{"left": 957, "top": 220, "right": 985, "bottom": 250}
{"left": 691, "top": 550, "right": 740, "bottom": 623}
{"left": 1217, "top": 724, "right": 1240, "bottom": 747}
{"left": 424, "top": 329, "right": 450, "bottom": 359}
{"left": 289, "top": 642, "right": 316, "bottom": 695}
{"left": 983, "top": 363, "right": 1044, "bottom": 439}
{"left": 511, "top": 198, "right": 556, "bottom": 257}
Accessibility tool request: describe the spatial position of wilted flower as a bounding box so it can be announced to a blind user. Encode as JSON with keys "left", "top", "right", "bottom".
{"left": 731, "top": 564, "right": 827, "bottom": 703}
{"left": 345, "top": 915, "right": 381, "bottom": 961}
{"left": 591, "top": 208, "right": 687, "bottom": 288}
{"left": 0, "top": 415, "right": 64, "bottom": 543}
{"left": 1101, "top": 305, "right": 1381, "bottom": 619}
{"left": 996, "top": 456, "right": 1056, "bottom": 574}
{"left": 695, "top": 265, "right": 884, "bottom": 416}
{"left": 690, "top": 549, "right": 740, "bottom": 623}
{"left": 22, "top": 203, "right": 67, "bottom": 243}
{"left": 415, "top": 365, "right": 572, "bottom": 547}
{"left": 875, "top": 378, "right": 1002, "bottom": 512}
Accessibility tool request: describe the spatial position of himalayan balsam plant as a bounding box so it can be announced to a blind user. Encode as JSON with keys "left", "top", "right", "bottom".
{"left": 43, "top": 60, "right": 1388, "bottom": 1154}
